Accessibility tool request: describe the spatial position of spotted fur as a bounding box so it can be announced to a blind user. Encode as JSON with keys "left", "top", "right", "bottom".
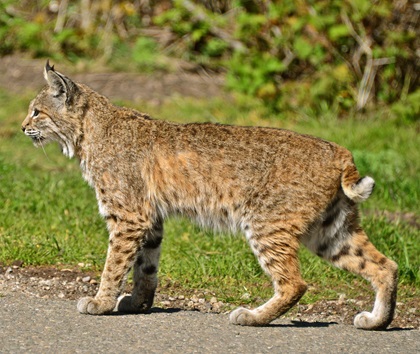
{"left": 21, "top": 62, "right": 398, "bottom": 330}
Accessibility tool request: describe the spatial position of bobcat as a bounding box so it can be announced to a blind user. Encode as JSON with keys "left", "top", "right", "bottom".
{"left": 22, "top": 62, "right": 398, "bottom": 330}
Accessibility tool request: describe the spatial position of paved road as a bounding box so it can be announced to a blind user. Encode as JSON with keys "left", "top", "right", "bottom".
{"left": 1, "top": 292, "right": 418, "bottom": 354}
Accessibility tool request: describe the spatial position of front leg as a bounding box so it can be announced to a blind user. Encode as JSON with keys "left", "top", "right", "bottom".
{"left": 117, "top": 219, "right": 163, "bottom": 313}
{"left": 77, "top": 214, "right": 150, "bottom": 315}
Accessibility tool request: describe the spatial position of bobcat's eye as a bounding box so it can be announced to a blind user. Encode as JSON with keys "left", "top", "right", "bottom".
{"left": 31, "top": 109, "right": 40, "bottom": 118}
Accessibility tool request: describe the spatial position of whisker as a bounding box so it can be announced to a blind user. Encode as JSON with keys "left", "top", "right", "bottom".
{"left": 39, "top": 138, "right": 51, "bottom": 161}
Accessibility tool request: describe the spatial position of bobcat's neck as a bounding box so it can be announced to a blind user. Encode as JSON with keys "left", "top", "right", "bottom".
{"left": 74, "top": 85, "right": 116, "bottom": 160}
{"left": 75, "top": 86, "right": 153, "bottom": 188}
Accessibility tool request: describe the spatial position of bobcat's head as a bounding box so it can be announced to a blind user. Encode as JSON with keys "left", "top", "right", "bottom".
{"left": 21, "top": 61, "right": 84, "bottom": 158}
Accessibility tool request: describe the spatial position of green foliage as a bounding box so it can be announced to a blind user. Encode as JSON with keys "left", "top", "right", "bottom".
{"left": 0, "top": 1, "right": 417, "bottom": 114}
{"left": 149, "top": 0, "right": 418, "bottom": 114}
{"left": 224, "top": 0, "right": 418, "bottom": 113}
{"left": 153, "top": 0, "right": 228, "bottom": 62}
{"left": 391, "top": 90, "right": 420, "bottom": 123}
{"left": 226, "top": 51, "right": 285, "bottom": 98}
{"left": 131, "top": 37, "right": 163, "bottom": 72}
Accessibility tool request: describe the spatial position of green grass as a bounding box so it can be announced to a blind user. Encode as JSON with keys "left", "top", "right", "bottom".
{"left": 0, "top": 89, "right": 418, "bottom": 305}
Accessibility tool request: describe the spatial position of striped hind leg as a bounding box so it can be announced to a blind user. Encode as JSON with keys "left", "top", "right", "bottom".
{"left": 302, "top": 192, "right": 398, "bottom": 330}
{"left": 230, "top": 227, "right": 307, "bottom": 326}
{"left": 307, "top": 201, "right": 398, "bottom": 330}
{"left": 325, "top": 228, "right": 398, "bottom": 329}
{"left": 117, "top": 219, "right": 163, "bottom": 313}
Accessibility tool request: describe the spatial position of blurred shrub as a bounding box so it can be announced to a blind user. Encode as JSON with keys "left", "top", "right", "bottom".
{"left": 157, "top": 0, "right": 418, "bottom": 115}
{"left": 0, "top": 0, "right": 418, "bottom": 116}
{"left": 391, "top": 90, "right": 420, "bottom": 123}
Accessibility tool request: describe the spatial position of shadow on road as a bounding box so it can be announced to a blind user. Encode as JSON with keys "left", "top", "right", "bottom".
{"left": 265, "top": 320, "right": 338, "bottom": 328}
{"left": 385, "top": 327, "right": 417, "bottom": 332}
{"left": 271, "top": 321, "right": 416, "bottom": 331}
{"left": 107, "top": 307, "right": 183, "bottom": 316}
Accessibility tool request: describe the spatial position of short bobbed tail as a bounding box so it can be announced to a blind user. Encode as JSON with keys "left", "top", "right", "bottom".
{"left": 342, "top": 176, "right": 375, "bottom": 203}
{"left": 339, "top": 149, "right": 375, "bottom": 203}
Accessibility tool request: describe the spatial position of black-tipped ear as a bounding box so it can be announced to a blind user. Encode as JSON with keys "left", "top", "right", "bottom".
{"left": 45, "top": 59, "right": 55, "bottom": 73}
{"left": 43, "top": 59, "right": 59, "bottom": 87}
{"left": 43, "top": 60, "right": 78, "bottom": 104}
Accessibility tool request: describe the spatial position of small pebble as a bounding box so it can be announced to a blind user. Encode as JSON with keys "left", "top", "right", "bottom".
{"left": 39, "top": 279, "right": 52, "bottom": 287}
{"left": 338, "top": 293, "right": 346, "bottom": 305}
{"left": 12, "top": 260, "right": 24, "bottom": 268}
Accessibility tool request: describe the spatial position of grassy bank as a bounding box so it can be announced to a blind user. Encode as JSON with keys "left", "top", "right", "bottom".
{"left": 0, "top": 89, "right": 418, "bottom": 305}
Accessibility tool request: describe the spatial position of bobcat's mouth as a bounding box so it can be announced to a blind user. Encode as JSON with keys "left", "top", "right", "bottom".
{"left": 24, "top": 129, "right": 45, "bottom": 145}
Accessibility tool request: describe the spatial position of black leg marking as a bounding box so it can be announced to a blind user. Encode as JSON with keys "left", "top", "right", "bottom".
{"left": 331, "top": 244, "right": 351, "bottom": 262}
{"left": 322, "top": 198, "right": 341, "bottom": 227}
{"left": 143, "top": 265, "right": 157, "bottom": 275}
{"left": 143, "top": 235, "right": 163, "bottom": 249}
{"left": 317, "top": 243, "right": 329, "bottom": 256}
{"left": 136, "top": 256, "right": 144, "bottom": 266}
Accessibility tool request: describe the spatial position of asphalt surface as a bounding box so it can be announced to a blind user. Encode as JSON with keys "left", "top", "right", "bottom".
{"left": 1, "top": 292, "right": 418, "bottom": 354}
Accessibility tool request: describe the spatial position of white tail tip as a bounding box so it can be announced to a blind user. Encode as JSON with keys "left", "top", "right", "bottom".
{"left": 345, "top": 176, "right": 375, "bottom": 203}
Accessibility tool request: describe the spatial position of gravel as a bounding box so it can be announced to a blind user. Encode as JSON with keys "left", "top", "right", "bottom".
{"left": 2, "top": 292, "right": 418, "bottom": 354}
{"left": 0, "top": 263, "right": 418, "bottom": 330}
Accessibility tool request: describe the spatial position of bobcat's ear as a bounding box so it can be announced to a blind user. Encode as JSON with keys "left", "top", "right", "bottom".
{"left": 43, "top": 60, "right": 78, "bottom": 104}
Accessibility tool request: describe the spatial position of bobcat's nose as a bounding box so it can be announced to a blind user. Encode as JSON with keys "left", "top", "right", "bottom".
{"left": 21, "top": 124, "right": 30, "bottom": 133}
{"left": 22, "top": 120, "right": 31, "bottom": 133}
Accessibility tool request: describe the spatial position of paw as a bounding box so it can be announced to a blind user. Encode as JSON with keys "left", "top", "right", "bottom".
{"left": 77, "top": 296, "right": 115, "bottom": 315}
{"left": 117, "top": 294, "right": 152, "bottom": 313}
{"left": 354, "top": 311, "right": 389, "bottom": 330}
{"left": 229, "top": 307, "right": 261, "bottom": 326}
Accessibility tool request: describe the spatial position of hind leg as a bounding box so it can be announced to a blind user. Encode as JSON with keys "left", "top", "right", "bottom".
{"left": 230, "top": 229, "right": 307, "bottom": 326}
{"left": 318, "top": 228, "right": 398, "bottom": 330}
{"left": 117, "top": 219, "right": 163, "bottom": 313}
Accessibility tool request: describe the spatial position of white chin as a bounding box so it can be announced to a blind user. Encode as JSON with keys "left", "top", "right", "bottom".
{"left": 60, "top": 143, "right": 75, "bottom": 158}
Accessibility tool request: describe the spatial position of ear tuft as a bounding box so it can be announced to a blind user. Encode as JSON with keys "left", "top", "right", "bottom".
{"left": 43, "top": 61, "right": 78, "bottom": 104}
{"left": 44, "top": 59, "right": 57, "bottom": 82}
{"left": 46, "top": 59, "right": 55, "bottom": 73}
